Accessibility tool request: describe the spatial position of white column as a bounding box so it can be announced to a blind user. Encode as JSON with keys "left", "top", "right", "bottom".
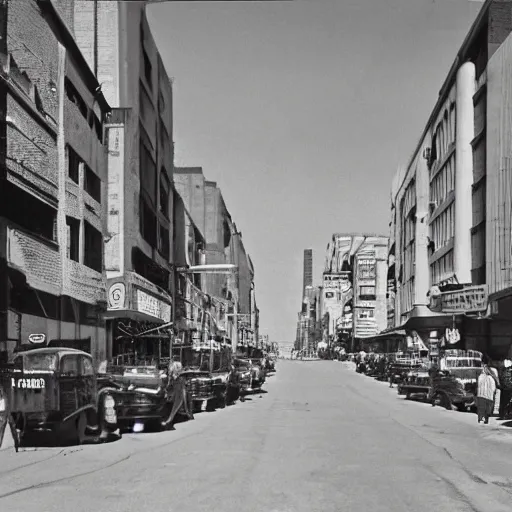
{"left": 414, "top": 143, "right": 430, "bottom": 306}
{"left": 454, "top": 61, "right": 476, "bottom": 284}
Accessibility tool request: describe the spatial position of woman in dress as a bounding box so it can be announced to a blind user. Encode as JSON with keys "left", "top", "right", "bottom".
{"left": 477, "top": 365, "right": 497, "bottom": 424}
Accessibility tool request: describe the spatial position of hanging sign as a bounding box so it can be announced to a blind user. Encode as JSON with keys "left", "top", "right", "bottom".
{"left": 445, "top": 328, "right": 460, "bottom": 345}
{"left": 430, "top": 285, "right": 488, "bottom": 314}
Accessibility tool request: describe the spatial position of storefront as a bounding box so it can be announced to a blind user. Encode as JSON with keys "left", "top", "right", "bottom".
{"left": 105, "top": 271, "right": 173, "bottom": 365}
{"left": 427, "top": 284, "right": 489, "bottom": 355}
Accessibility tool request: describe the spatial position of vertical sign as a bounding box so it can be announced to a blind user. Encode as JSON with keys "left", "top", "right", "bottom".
{"left": 105, "top": 125, "right": 124, "bottom": 273}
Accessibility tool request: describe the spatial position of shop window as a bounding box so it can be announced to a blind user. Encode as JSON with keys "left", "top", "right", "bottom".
{"left": 79, "top": 302, "right": 100, "bottom": 327}
{"left": 67, "top": 145, "right": 80, "bottom": 183}
{"left": 0, "top": 182, "right": 57, "bottom": 241}
{"left": 66, "top": 216, "right": 80, "bottom": 262}
{"left": 84, "top": 165, "right": 101, "bottom": 203}
{"left": 84, "top": 221, "right": 102, "bottom": 273}
{"left": 65, "top": 77, "right": 88, "bottom": 120}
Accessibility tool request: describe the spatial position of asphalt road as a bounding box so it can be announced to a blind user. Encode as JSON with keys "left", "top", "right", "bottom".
{"left": 2, "top": 360, "right": 512, "bottom": 512}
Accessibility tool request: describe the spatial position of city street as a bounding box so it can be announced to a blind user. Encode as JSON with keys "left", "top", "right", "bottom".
{"left": 2, "top": 361, "right": 512, "bottom": 512}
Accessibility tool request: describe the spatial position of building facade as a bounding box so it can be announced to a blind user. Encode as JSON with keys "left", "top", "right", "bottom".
{"left": 173, "top": 167, "right": 258, "bottom": 353}
{"left": 74, "top": 2, "right": 176, "bottom": 362}
{"left": 0, "top": 0, "right": 111, "bottom": 364}
{"left": 388, "top": 0, "right": 512, "bottom": 358}
{"left": 323, "top": 234, "right": 388, "bottom": 351}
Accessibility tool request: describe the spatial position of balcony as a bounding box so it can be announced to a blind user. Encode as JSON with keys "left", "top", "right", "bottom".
{"left": 64, "top": 259, "right": 106, "bottom": 305}
{"left": 1, "top": 220, "right": 61, "bottom": 296}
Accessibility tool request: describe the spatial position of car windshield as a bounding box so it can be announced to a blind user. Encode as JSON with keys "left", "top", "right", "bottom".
{"left": 21, "top": 353, "right": 58, "bottom": 371}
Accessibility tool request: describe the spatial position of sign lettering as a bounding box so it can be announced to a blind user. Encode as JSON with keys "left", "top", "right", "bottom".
{"left": 11, "top": 377, "right": 46, "bottom": 390}
{"left": 436, "top": 285, "right": 488, "bottom": 314}
{"left": 135, "top": 289, "right": 171, "bottom": 322}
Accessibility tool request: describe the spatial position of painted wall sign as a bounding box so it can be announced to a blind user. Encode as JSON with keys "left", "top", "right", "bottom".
{"left": 28, "top": 333, "right": 46, "bottom": 344}
{"left": 135, "top": 289, "right": 171, "bottom": 322}
{"left": 108, "top": 282, "right": 126, "bottom": 310}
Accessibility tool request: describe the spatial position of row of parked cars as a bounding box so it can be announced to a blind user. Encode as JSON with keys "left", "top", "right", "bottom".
{"left": 0, "top": 345, "right": 277, "bottom": 448}
{"left": 350, "top": 349, "right": 483, "bottom": 412}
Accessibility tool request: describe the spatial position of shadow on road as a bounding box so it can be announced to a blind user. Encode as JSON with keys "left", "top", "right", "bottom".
{"left": 19, "top": 431, "right": 122, "bottom": 448}
{"left": 500, "top": 420, "right": 512, "bottom": 428}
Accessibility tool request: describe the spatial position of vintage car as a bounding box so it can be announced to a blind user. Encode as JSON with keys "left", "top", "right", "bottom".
{"left": 105, "top": 355, "right": 192, "bottom": 432}
{"left": 235, "top": 358, "right": 266, "bottom": 396}
{"left": 388, "top": 356, "right": 423, "bottom": 388}
{"left": 181, "top": 369, "right": 215, "bottom": 412}
{"left": 398, "top": 350, "right": 482, "bottom": 411}
{"left": 4, "top": 348, "right": 118, "bottom": 445}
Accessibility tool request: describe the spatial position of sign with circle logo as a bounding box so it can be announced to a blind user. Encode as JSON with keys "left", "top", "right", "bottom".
{"left": 108, "top": 283, "right": 126, "bottom": 310}
{"left": 28, "top": 333, "right": 46, "bottom": 344}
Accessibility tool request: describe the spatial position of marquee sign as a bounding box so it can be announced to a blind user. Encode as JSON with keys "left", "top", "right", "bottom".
{"left": 429, "top": 285, "right": 488, "bottom": 314}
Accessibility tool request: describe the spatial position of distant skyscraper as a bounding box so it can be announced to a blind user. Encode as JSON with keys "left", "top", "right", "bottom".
{"left": 303, "top": 249, "right": 313, "bottom": 296}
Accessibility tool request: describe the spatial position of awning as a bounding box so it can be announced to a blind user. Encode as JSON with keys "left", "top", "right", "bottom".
{"left": 365, "top": 328, "right": 407, "bottom": 342}
{"left": 401, "top": 305, "right": 460, "bottom": 331}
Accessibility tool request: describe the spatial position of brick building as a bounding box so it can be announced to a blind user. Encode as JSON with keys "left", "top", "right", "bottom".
{"left": 0, "top": 0, "right": 111, "bottom": 363}
{"left": 74, "top": 1, "right": 175, "bottom": 361}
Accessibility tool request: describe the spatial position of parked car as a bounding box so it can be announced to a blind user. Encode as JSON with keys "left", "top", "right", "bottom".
{"left": 4, "top": 348, "right": 118, "bottom": 445}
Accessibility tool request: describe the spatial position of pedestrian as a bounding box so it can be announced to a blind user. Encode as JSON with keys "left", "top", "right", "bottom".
{"left": 498, "top": 359, "right": 512, "bottom": 419}
{"left": 477, "top": 365, "right": 497, "bottom": 424}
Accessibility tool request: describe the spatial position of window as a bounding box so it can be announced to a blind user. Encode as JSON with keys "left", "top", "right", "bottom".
{"left": 68, "top": 146, "right": 80, "bottom": 183}
{"left": 359, "top": 286, "right": 376, "bottom": 299}
{"left": 88, "top": 113, "right": 103, "bottom": 143}
{"left": 159, "top": 170, "right": 169, "bottom": 217}
{"left": 84, "top": 165, "right": 101, "bottom": 203}
{"left": 65, "top": 78, "right": 88, "bottom": 120}
{"left": 139, "top": 141, "right": 156, "bottom": 203}
{"left": 0, "top": 182, "right": 57, "bottom": 241}
{"left": 81, "top": 356, "right": 94, "bottom": 376}
{"left": 358, "top": 309, "right": 374, "bottom": 319}
{"left": 66, "top": 216, "right": 80, "bottom": 262}
{"left": 142, "top": 48, "right": 152, "bottom": 90}
{"left": 158, "top": 223, "right": 170, "bottom": 260}
{"left": 61, "top": 355, "right": 80, "bottom": 375}
{"left": 84, "top": 221, "right": 102, "bottom": 273}
{"left": 140, "top": 194, "right": 157, "bottom": 247}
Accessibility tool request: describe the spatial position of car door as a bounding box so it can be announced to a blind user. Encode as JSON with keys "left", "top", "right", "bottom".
{"left": 59, "top": 355, "right": 80, "bottom": 419}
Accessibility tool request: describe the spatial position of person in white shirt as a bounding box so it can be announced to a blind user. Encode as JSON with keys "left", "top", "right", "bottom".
{"left": 477, "top": 365, "right": 497, "bottom": 424}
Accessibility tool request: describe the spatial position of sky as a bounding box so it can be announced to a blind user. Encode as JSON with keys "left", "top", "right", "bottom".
{"left": 146, "top": 0, "right": 484, "bottom": 343}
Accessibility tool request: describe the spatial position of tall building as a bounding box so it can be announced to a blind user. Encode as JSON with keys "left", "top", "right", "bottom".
{"left": 386, "top": 0, "right": 512, "bottom": 359}
{"left": 173, "top": 167, "right": 258, "bottom": 353}
{"left": 323, "top": 234, "right": 388, "bottom": 351}
{"left": 74, "top": 2, "right": 175, "bottom": 362}
{"left": 303, "top": 249, "right": 313, "bottom": 296}
{"left": 0, "top": 0, "right": 111, "bottom": 363}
